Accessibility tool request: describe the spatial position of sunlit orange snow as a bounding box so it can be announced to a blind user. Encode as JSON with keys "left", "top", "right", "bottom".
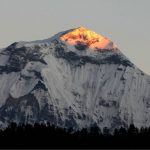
{"left": 60, "top": 27, "right": 117, "bottom": 50}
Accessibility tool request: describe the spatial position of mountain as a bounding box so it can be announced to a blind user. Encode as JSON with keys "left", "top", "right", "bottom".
{"left": 0, "top": 27, "right": 150, "bottom": 131}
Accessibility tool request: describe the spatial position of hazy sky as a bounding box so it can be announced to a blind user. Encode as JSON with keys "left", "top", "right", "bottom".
{"left": 0, "top": 0, "right": 150, "bottom": 74}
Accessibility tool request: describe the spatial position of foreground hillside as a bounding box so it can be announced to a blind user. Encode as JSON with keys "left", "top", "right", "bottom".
{"left": 0, "top": 122, "right": 150, "bottom": 149}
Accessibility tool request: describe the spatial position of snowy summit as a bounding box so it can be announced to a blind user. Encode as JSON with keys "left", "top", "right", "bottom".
{"left": 60, "top": 26, "right": 118, "bottom": 51}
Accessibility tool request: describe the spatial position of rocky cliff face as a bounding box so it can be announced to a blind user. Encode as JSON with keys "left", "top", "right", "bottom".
{"left": 0, "top": 27, "right": 150, "bottom": 130}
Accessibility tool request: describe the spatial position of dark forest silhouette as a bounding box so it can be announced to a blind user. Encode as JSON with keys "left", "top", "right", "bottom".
{"left": 0, "top": 122, "right": 150, "bottom": 148}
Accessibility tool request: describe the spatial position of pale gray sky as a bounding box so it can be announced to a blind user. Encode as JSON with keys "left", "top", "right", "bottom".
{"left": 0, "top": 0, "right": 150, "bottom": 74}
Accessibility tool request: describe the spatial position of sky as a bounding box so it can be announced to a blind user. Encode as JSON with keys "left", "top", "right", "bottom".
{"left": 0, "top": 0, "right": 150, "bottom": 74}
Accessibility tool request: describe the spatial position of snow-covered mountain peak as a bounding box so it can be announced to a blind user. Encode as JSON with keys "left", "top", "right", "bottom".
{"left": 60, "top": 26, "right": 118, "bottom": 51}
{"left": 0, "top": 27, "right": 150, "bottom": 131}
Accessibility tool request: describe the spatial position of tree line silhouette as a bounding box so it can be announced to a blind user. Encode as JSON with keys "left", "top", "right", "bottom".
{"left": 0, "top": 122, "right": 150, "bottom": 148}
